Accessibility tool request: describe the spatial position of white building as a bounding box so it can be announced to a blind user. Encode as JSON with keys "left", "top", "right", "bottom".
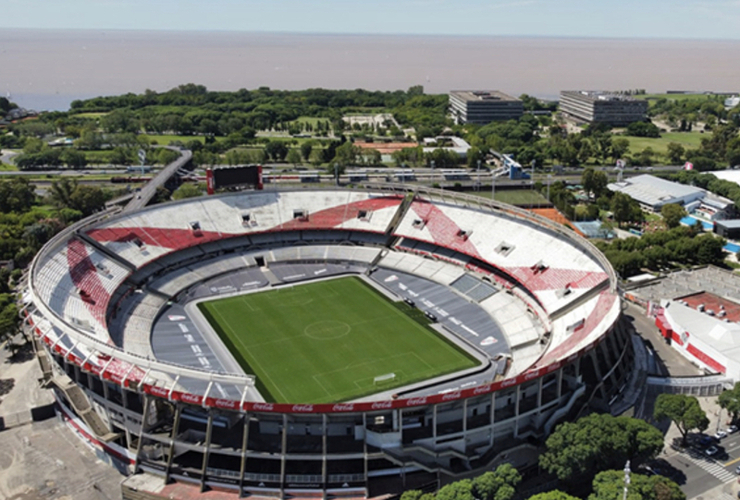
{"left": 607, "top": 174, "right": 733, "bottom": 216}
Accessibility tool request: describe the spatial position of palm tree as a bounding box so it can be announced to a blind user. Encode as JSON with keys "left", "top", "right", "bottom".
{"left": 48, "top": 178, "right": 77, "bottom": 210}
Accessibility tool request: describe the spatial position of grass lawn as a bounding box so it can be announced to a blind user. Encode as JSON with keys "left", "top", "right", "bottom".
{"left": 635, "top": 93, "right": 724, "bottom": 105}
{"left": 474, "top": 189, "right": 550, "bottom": 206}
{"left": 70, "top": 112, "right": 109, "bottom": 118}
{"left": 288, "top": 116, "right": 331, "bottom": 127}
{"left": 197, "top": 276, "right": 478, "bottom": 403}
{"left": 626, "top": 131, "right": 706, "bottom": 156}
{"left": 0, "top": 162, "right": 18, "bottom": 171}
{"left": 142, "top": 134, "right": 226, "bottom": 145}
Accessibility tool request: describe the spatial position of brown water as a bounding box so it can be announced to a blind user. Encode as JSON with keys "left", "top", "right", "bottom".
{"left": 2, "top": 28, "right": 739, "bottom": 111}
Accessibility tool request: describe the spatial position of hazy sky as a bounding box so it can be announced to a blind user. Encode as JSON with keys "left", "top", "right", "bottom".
{"left": 2, "top": 0, "right": 740, "bottom": 39}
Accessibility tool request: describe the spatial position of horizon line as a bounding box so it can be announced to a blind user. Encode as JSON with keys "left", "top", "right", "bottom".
{"left": 2, "top": 26, "right": 740, "bottom": 43}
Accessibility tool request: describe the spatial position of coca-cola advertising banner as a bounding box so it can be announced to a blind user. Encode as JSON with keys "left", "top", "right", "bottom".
{"left": 31, "top": 308, "right": 608, "bottom": 414}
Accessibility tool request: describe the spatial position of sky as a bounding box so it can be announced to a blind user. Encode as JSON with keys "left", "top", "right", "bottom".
{"left": 2, "top": 0, "right": 740, "bottom": 40}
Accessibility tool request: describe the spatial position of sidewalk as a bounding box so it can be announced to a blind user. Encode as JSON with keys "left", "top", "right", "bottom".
{"left": 0, "top": 341, "right": 55, "bottom": 428}
{"left": 658, "top": 396, "right": 738, "bottom": 500}
{"left": 662, "top": 396, "right": 732, "bottom": 449}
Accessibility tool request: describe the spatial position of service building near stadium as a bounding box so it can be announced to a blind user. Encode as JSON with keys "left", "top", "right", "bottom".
{"left": 23, "top": 185, "right": 632, "bottom": 499}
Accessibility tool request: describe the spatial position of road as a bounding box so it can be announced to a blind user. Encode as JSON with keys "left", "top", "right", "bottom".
{"left": 623, "top": 300, "right": 729, "bottom": 499}
{"left": 658, "top": 431, "right": 740, "bottom": 498}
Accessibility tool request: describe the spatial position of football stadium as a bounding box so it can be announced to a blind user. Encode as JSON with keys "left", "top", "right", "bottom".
{"left": 23, "top": 185, "right": 631, "bottom": 498}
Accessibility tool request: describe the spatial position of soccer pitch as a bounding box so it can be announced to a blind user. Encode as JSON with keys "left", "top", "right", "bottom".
{"left": 197, "top": 276, "right": 479, "bottom": 404}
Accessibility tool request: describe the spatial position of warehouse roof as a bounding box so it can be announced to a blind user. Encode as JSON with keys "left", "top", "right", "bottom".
{"left": 607, "top": 174, "right": 704, "bottom": 208}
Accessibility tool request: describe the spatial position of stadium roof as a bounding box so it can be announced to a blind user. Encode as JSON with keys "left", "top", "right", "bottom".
{"left": 607, "top": 174, "right": 705, "bottom": 209}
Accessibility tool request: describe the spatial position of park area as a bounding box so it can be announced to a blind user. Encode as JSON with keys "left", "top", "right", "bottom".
{"left": 197, "top": 276, "right": 478, "bottom": 403}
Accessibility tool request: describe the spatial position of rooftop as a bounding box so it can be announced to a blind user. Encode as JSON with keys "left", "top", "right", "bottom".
{"left": 716, "top": 219, "right": 740, "bottom": 229}
{"left": 449, "top": 90, "right": 519, "bottom": 102}
{"left": 607, "top": 174, "right": 704, "bottom": 207}
{"left": 561, "top": 90, "right": 641, "bottom": 102}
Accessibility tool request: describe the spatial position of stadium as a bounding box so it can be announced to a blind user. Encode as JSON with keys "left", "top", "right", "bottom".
{"left": 22, "top": 184, "right": 631, "bottom": 499}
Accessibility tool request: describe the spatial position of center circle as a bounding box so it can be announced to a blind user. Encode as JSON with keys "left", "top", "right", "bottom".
{"left": 304, "top": 320, "right": 351, "bottom": 340}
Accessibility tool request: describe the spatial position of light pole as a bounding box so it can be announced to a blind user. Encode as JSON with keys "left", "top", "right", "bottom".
{"left": 477, "top": 159, "right": 481, "bottom": 191}
{"left": 491, "top": 172, "right": 496, "bottom": 202}
{"left": 547, "top": 174, "right": 552, "bottom": 203}
{"left": 623, "top": 460, "right": 631, "bottom": 500}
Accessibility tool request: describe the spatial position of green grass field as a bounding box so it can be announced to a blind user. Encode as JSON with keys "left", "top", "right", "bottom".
{"left": 197, "top": 277, "right": 478, "bottom": 403}
{"left": 626, "top": 131, "right": 706, "bottom": 156}
{"left": 474, "top": 189, "right": 550, "bottom": 206}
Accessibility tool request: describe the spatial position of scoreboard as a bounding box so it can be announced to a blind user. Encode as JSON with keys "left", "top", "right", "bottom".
{"left": 207, "top": 165, "right": 263, "bottom": 194}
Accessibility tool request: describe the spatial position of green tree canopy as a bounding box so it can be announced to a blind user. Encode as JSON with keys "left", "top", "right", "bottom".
{"left": 654, "top": 393, "right": 708, "bottom": 446}
{"left": 172, "top": 183, "right": 204, "bottom": 200}
{"left": 718, "top": 382, "right": 740, "bottom": 422}
{"left": 539, "top": 413, "right": 663, "bottom": 484}
{"left": 582, "top": 168, "right": 609, "bottom": 199}
{"left": 589, "top": 470, "right": 684, "bottom": 500}
{"left": 0, "top": 178, "right": 36, "bottom": 213}
{"left": 528, "top": 491, "right": 579, "bottom": 500}
{"left": 660, "top": 204, "right": 687, "bottom": 229}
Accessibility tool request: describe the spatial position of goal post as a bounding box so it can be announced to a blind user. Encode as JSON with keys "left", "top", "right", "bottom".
{"left": 373, "top": 373, "right": 396, "bottom": 385}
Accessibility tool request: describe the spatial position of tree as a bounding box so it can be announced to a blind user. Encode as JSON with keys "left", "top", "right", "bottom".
{"left": 286, "top": 148, "right": 302, "bottom": 166}
{"left": 300, "top": 141, "right": 313, "bottom": 161}
{"left": 660, "top": 204, "right": 686, "bottom": 229}
{"left": 60, "top": 148, "right": 87, "bottom": 169}
{"left": 610, "top": 192, "right": 637, "bottom": 225}
{"left": 611, "top": 138, "right": 630, "bottom": 162}
{"left": 172, "top": 183, "right": 204, "bottom": 200}
{"left": 332, "top": 141, "right": 358, "bottom": 167}
{"left": 0, "top": 294, "right": 22, "bottom": 350}
{"left": 528, "top": 492, "right": 579, "bottom": 500}
{"left": 718, "top": 382, "right": 740, "bottom": 423}
{"left": 626, "top": 122, "right": 661, "bottom": 138}
{"left": 0, "top": 178, "right": 36, "bottom": 213}
{"left": 653, "top": 393, "right": 708, "bottom": 446}
{"left": 68, "top": 185, "right": 107, "bottom": 216}
{"left": 472, "top": 464, "right": 521, "bottom": 500}
{"left": 666, "top": 142, "right": 685, "bottom": 164}
{"left": 540, "top": 413, "right": 663, "bottom": 484}
{"left": 400, "top": 491, "right": 424, "bottom": 500}
{"left": 436, "top": 479, "right": 475, "bottom": 500}
{"left": 48, "top": 178, "right": 78, "bottom": 211}
{"left": 582, "top": 168, "right": 608, "bottom": 199}
{"left": 589, "top": 470, "right": 684, "bottom": 500}
{"left": 264, "top": 141, "right": 289, "bottom": 162}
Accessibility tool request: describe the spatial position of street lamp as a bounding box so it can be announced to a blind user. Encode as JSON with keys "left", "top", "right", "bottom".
{"left": 547, "top": 174, "right": 552, "bottom": 203}
{"left": 477, "top": 159, "right": 481, "bottom": 191}
{"left": 623, "top": 460, "right": 631, "bottom": 500}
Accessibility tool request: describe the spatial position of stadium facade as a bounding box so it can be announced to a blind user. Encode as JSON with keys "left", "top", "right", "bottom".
{"left": 23, "top": 186, "right": 631, "bottom": 498}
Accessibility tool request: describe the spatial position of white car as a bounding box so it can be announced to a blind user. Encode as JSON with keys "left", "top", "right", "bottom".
{"left": 728, "top": 425, "right": 739, "bottom": 434}
{"left": 705, "top": 445, "right": 719, "bottom": 457}
{"left": 715, "top": 430, "right": 728, "bottom": 440}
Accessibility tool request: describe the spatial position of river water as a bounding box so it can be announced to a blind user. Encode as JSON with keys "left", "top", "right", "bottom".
{"left": 2, "top": 28, "right": 739, "bottom": 111}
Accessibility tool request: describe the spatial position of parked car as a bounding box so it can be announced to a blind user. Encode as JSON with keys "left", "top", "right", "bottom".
{"left": 715, "top": 430, "right": 728, "bottom": 440}
{"left": 705, "top": 445, "right": 719, "bottom": 457}
{"left": 698, "top": 435, "right": 716, "bottom": 447}
{"left": 728, "top": 425, "right": 738, "bottom": 434}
